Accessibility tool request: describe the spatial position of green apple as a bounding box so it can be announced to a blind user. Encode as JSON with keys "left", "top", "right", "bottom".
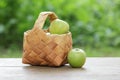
{"left": 49, "top": 19, "right": 69, "bottom": 34}
{"left": 67, "top": 48, "right": 86, "bottom": 68}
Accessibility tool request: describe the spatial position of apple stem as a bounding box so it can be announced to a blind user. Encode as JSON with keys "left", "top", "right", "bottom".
{"left": 75, "top": 48, "right": 80, "bottom": 51}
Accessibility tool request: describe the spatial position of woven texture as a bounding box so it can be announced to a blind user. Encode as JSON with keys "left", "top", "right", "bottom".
{"left": 22, "top": 12, "right": 72, "bottom": 66}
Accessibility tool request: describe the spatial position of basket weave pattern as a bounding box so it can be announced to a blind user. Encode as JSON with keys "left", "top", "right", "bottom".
{"left": 22, "top": 12, "right": 72, "bottom": 66}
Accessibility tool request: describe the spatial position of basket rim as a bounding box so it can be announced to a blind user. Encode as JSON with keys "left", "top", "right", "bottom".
{"left": 24, "top": 29, "right": 71, "bottom": 36}
{"left": 46, "top": 32, "right": 71, "bottom": 36}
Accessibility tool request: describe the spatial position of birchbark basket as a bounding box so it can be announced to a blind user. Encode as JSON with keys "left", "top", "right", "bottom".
{"left": 22, "top": 12, "right": 72, "bottom": 66}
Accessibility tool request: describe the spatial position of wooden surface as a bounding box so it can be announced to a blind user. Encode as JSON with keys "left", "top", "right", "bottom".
{"left": 0, "top": 58, "right": 120, "bottom": 80}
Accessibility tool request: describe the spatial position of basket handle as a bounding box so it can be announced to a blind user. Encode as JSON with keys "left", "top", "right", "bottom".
{"left": 33, "top": 12, "right": 58, "bottom": 29}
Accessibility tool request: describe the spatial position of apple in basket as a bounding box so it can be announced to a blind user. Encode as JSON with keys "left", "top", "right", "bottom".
{"left": 67, "top": 48, "right": 86, "bottom": 68}
{"left": 49, "top": 19, "right": 69, "bottom": 34}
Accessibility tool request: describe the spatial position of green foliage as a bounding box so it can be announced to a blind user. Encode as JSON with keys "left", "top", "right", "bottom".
{"left": 0, "top": 0, "right": 120, "bottom": 48}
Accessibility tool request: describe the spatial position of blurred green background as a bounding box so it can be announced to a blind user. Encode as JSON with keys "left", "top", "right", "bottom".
{"left": 0, "top": 0, "right": 120, "bottom": 57}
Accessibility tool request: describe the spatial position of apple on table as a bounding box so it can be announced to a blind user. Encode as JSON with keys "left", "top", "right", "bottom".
{"left": 67, "top": 48, "right": 86, "bottom": 68}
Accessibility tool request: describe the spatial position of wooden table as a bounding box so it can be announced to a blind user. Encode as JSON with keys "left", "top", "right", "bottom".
{"left": 0, "top": 58, "right": 120, "bottom": 80}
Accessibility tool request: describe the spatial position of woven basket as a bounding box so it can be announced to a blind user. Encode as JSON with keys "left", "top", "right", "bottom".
{"left": 22, "top": 12, "right": 72, "bottom": 66}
